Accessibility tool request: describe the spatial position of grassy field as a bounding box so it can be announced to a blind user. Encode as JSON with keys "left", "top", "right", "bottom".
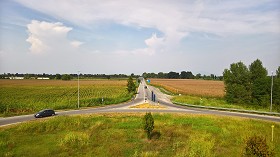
{"left": 0, "top": 79, "right": 132, "bottom": 116}
{"left": 0, "top": 113, "right": 279, "bottom": 156}
{"left": 150, "top": 79, "right": 225, "bottom": 97}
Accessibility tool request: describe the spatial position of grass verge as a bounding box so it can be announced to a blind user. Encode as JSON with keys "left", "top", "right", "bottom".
{"left": 0, "top": 113, "right": 279, "bottom": 156}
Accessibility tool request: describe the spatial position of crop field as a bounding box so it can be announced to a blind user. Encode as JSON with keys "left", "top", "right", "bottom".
{"left": 150, "top": 79, "right": 225, "bottom": 97}
{"left": 0, "top": 113, "right": 279, "bottom": 156}
{"left": 0, "top": 79, "right": 132, "bottom": 116}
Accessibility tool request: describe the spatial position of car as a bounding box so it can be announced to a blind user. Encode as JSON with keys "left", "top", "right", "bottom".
{"left": 34, "top": 109, "right": 55, "bottom": 118}
{"left": 144, "top": 86, "right": 147, "bottom": 89}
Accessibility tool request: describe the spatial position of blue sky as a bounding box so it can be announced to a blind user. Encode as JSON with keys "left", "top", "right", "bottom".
{"left": 0, "top": 0, "right": 279, "bottom": 75}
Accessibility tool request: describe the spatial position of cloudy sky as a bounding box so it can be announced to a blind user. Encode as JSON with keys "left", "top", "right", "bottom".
{"left": 0, "top": 0, "right": 279, "bottom": 75}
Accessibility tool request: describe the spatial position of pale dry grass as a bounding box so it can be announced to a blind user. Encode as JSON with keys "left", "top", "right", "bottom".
{"left": 130, "top": 103, "right": 166, "bottom": 109}
{"left": 150, "top": 79, "right": 225, "bottom": 97}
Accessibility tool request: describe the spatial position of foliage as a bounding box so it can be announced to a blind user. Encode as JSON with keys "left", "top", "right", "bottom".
{"left": 127, "top": 76, "right": 136, "bottom": 93}
{"left": 249, "top": 59, "right": 270, "bottom": 106}
{"left": 61, "top": 74, "right": 71, "bottom": 80}
{"left": 143, "top": 112, "right": 154, "bottom": 140}
{"left": 251, "top": 77, "right": 270, "bottom": 106}
{"left": 244, "top": 135, "right": 274, "bottom": 156}
{"left": 180, "top": 71, "right": 194, "bottom": 79}
{"left": 167, "top": 71, "right": 180, "bottom": 79}
{"left": 276, "top": 66, "right": 280, "bottom": 78}
{"left": 249, "top": 59, "right": 268, "bottom": 82}
{"left": 55, "top": 74, "right": 62, "bottom": 79}
{"left": 223, "top": 59, "right": 280, "bottom": 108}
{"left": 273, "top": 79, "right": 280, "bottom": 106}
{"left": 223, "top": 61, "right": 251, "bottom": 104}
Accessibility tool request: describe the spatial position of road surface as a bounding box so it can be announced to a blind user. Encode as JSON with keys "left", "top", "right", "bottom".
{"left": 1, "top": 79, "right": 279, "bottom": 127}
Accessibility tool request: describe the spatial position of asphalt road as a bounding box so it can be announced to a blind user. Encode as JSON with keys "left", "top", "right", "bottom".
{"left": 1, "top": 79, "right": 279, "bottom": 127}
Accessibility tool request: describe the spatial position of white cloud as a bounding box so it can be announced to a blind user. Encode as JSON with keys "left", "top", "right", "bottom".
{"left": 26, "top": 20, "right": 82, "bottom": 54}
{"left": 71, "top": 41, "right": 83, "bottom": 48}
{"left": 17, "top": 0, "right": 280, "bottom": 56}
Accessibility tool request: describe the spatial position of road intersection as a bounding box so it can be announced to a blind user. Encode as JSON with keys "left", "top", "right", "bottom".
{"left": 1, "top": 79, "right": 279, "bottom": 127}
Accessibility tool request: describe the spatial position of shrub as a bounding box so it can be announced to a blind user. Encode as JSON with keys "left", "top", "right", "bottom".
{"left": 143, "top": 112, "right": 154, "bottom": 140}
{"left": 244, "top": 135, "right": 274, "bottom": 156}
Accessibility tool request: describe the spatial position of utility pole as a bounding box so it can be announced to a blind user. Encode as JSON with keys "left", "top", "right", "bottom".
{"left": 78, "top": 71, "right": 80, "bottom": 109}
{"left": 270, "top": 71, "right": 273, "bottom": 112}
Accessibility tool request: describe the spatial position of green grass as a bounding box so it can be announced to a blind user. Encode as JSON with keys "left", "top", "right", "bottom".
{"left": 150, "top": 83, "right": 280, "bottom": 113}
{"left": 0, "top": 113, "right": 279, "bottom": 156}
{"left": 0, "top": 80, "right": 133, "bottom": 117}
{"left": 172, "top": 95, "right": 280, "bottom": 113}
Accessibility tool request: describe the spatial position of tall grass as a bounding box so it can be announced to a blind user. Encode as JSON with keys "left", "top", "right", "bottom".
{"left": 0, "top": 113, "right": 279, "bottom": 156}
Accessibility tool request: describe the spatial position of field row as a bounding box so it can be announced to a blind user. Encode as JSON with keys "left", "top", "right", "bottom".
{"left": 0, "top": 80, "right": 131, "bottom": 116}
{"left": 150, "top": 79, "right": 225, "bottom": 97}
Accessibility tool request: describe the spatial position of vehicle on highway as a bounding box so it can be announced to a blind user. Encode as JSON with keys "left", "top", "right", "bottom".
{"left": 34, "top": 109, "right": 55, "bottom": 118}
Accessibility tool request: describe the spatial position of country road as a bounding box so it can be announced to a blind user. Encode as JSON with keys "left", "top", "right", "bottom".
{"left": 0, "top": 79, "right": 280, "bottom": 127}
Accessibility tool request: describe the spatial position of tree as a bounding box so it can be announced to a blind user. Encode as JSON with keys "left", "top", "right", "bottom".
{"left": 249, "top": 59, "right": 267, "bottom": 82}
{"left": 180, "top": 71, "right": 188, "bottom": 79}
{"left": 249, "top": 59, "right": 269, "bottom": 106}
{"left": 24, "top": 73, "right": 31, "bottom": 79}
{"left": 61, "top": 74, "right": 71, "bottom": 80}
{"left": 186, "top": 71, "right": 194, "bottom": 79}
{"left": 158, "top": 72, "right": 165, "bottom": 78}
{"left": 167, "top": 71, "right": 180, "bottom": 79}
{"left": 276, "top": 66, "right": 280, "bottom": 78}
{"left": 55, "top": 74, "right": 62, "bottom": 80}
{"left": 127, "top": 76, "right": 136, "bottom": 93}
{"left": 143, "top": 112, "right": 154, "bottom": 140}
{"left": 195, "top": 73, "right": 202, "bottom": 79}
{"left": 223, "top": 61, "right": 251, "bottom": 104}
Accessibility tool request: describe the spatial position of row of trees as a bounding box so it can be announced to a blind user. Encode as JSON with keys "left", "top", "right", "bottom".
{"left": 143, "top": 71, "right": 222, "bottom": 80}
{"left": 0, "top": 73, "right": 140, "bottom": 80}
{"left": 223, "top": 59, "right": 280, "bottom": 108}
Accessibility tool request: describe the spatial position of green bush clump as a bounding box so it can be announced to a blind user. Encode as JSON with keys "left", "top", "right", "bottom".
{"left": 143, "top": 112, "right": 154, "bottom": 140}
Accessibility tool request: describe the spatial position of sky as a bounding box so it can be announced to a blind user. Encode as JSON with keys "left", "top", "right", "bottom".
{"left": 0, "top": 0, "right": 279, "bottom": 75}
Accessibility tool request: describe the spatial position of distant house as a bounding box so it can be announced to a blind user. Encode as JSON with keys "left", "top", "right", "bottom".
{"left": 9, "top": 77, "right": 24, "bottom": 79}
{"left": 37, "top": 77, "right": 50, "bottom": 80}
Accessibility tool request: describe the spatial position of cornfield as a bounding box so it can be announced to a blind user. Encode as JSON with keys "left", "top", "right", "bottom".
{"left": 0, "top": 79, "right": 131, "bottom": 116}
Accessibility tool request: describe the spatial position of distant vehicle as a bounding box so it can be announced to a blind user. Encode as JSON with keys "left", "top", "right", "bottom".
{"left": 144, "top": 86, "right": 147, "bottom": 89}
{"left": 34, "top": 109, "right": 55, "bottom": 118}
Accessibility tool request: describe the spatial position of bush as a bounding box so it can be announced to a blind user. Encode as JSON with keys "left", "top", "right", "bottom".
{"left": 244, "top": 135, "right": 274, "bottom": 156}
{"left": 143, "top": 112, "right": 154, "bottom": 140}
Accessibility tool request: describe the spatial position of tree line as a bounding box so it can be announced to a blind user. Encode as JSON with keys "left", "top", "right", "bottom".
{"left": 142, "top": 71, "right": 222, "bottom": 80}
{"left": 223, "top": 59, "right": 280, "bottom": 108}
{"left": 0, "top": 73, "right": 140, "bottom": 80}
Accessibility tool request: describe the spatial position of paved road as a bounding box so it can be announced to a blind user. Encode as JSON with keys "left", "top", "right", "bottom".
{"left": 1, "top": 79, "right": 279, "bottom": 127}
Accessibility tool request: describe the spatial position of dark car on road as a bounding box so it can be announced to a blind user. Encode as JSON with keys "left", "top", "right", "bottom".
{"left": 34, "top": 109, "right": 55, "bottom": 118}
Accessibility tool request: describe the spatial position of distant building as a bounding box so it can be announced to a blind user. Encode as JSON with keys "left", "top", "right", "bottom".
{"left": 37, "top": 77, "right": 50, "bottom": 80}
{"left": 9, "top": 77, "right": 24, "bottom": 79}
